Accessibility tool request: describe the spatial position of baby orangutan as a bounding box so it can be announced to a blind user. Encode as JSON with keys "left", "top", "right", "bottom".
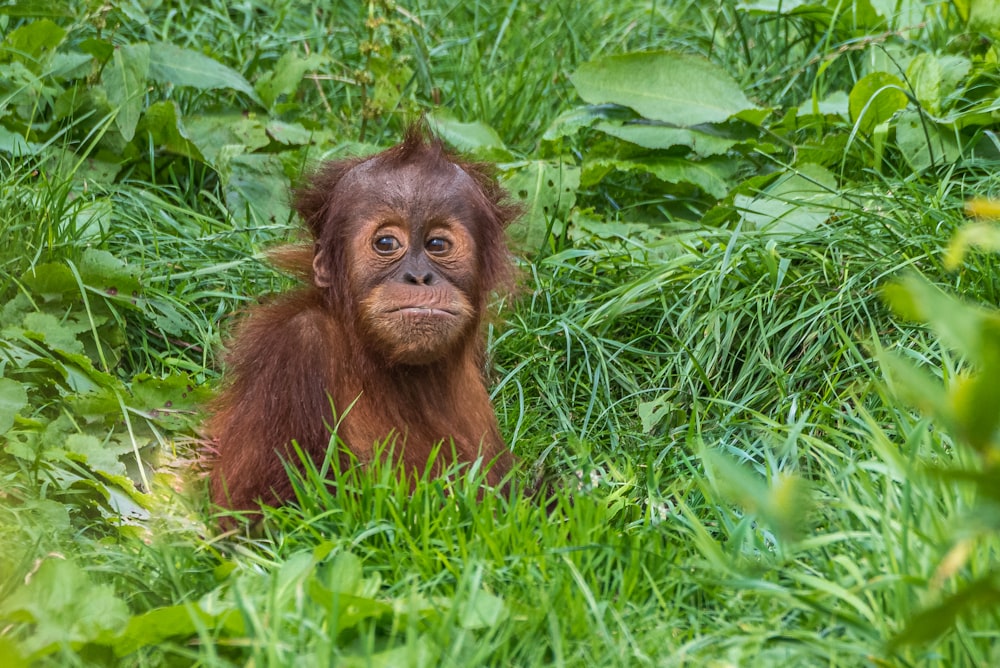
{"left": 207, "top": 127, "right": 519, "bottom": 511}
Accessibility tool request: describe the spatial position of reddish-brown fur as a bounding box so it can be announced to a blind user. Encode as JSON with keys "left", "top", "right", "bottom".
{"left": 207, "top": 127, "right": 520, "bottom": 511}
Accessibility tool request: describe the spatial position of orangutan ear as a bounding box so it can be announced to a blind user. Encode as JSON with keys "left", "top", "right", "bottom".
{"left": 312, "top": 247, "right": 332, "bottom": 288}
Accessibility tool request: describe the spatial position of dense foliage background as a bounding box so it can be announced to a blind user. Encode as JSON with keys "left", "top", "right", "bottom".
{"left": 2, "top": 0, "right": 1000, "bottom": 665}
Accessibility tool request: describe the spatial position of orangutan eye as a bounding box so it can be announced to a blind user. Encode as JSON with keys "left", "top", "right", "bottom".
{"left": 373, "top": 235, "right": 401, "bottom": 254}
{"left": 425, "top": 237, "right": 452, "bottom": 255}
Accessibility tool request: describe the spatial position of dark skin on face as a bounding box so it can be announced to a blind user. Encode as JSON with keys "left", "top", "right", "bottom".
{"left": 206, "top": 128, "right": 520, "bottom": 514}
{"left": 322, "top": 159, "right": 482, "bottom": 365}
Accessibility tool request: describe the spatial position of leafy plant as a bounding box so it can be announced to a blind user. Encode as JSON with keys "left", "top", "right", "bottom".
{"left": 520, "top": 1, "right": 1000, "bottom": 251}
{"left": 882, "top": 207, "right": 1000, "bottom": 647}
{"left": 1, "top": 243, "right": 209, "bottom": 513}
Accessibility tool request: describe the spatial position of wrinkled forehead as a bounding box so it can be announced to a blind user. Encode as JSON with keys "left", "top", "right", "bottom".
{"left": 333, "top": 154, "right": 482, "bottom": 223}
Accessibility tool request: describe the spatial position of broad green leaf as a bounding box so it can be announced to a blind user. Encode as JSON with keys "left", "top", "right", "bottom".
{"left": 502, "top": 160, "right": 580, "bottom": 250}
{"left": 15, "top": 498, "right": 72, "bottom": 533}
{"left": 105, "top": 478, "right": 153, "bottom": 518}
{"left": 268, "top": 551, "right": 316, "bottom": 606}
{"left": 798, "top": 91, "right": 850, "bottom": 118}
{"left": 140, "top": 101, "right": 204, "bottom": 161}
{"left": 43, "top": 146, "right": 117, "bottom": 187}
{"left": 185, "top": 114, "right": 269, "bottom": 165}
{"left": 459, "top": 589, "right": 507, "bottom": 629}
{"left": 733, "top": 107, "right": 772, "bottom": 126}
{"left": 65, "top": 433, "right": 127, "bottom": 477}
{"left": 114, "top": 0, "right": 151, "bottom": 25}
{"left": 862, "top": 0, "right": 927, "bottom": 26}
{"left": 318, "top": 590, "right": 393, "bottom": 634}
{"left": 131, "top": 373, "right": 210, "bottom": 429}
{"left": 49, "top": 51, "right": 92, "bottom": 81}
{"left": 221, "top": 153, "right": 291, "bottom": 225}
{"left": 566, "top": 208, "right": 658, "bottom": 245}
{"left": 427, "top": 112, "right": 513, "bottom": 161}
{"left": 906, "top": 54, "right": 969, "bottom": 117}
{"left": 542, "top": 104, "right": 635, "bottom": 141}
{"left": 848, "top": 71, "right": 907, "bottom": 135}
{"left": 254, "top": 50, "right": 325, "bottom": 108}
{"left": 79, "top": 248, "right": 142, "bottom": 300}
{"left": 310, "top": 553, "right": 394, "bottom": 634}
{"left": 0, "top": 126, "right": 34, "bottom": 155}
{"left": 638, "top": 395, "right": 674, "bottom": 433}
{"left": 582, "top": 156, "right": 736, "bottom": 198}
{"left": 78, "top": 37, "right": 114, "bottom": 62}
{"left": 148, "top": 42, "right": 261, "bottom": 105}
{"left": 0, "top": 2, "right": 74, "bottom": 18}
{"left": 22, "top": 312, "right": 86, "bottom": 355}
{"left": 66, "top": 388, "right": 119, "bottom": 424}
{"left": 44, "top": 346, "right": 122, "bottom": 395}
{"left": 322, "top": 551, "right": 364, "bottom": 594}
{"left": 737, "top": 0, "right": 820, "bottom": 11}
{"left": 68, "top": 197, "right": 113, "bottom": 241}
{"left": 571, "top": 51, "right": 758, "bottom": 126}
{"left": 627, "top": 156, "right": 737, "bottom": 198}
{"left": 266, "top": 120, "right": 313, "bottom": 146}
{"left": 1, "top": 59, "right": 57, "bottom": 108}
{"left": 735, "top": 163, "right": 842, "bottom": 237}
{"left": 0, "top": 378, "right": 28, "bottom": 434}
{"left": 312, "top": 541, "right": 336, "bottom": 562}
{"left": 359, "top": 637, "right": 439, "bottom": 668}
{"left": 112, "top": 603, "right": 233, "bottom": 656}
{"left": 145, "top": 297, "right": 195, "bottom": 337}
{"left": 906, "top": 53, "right": 942, "bottom": 115}
{"left": 1, "top": 292, "right": 31, "bottom": 326}
{"left": 102, "top": 43, "right": 150, "bottom": 142}
{"left": 131, "top": 373, "right": 209, "bottom": 412}
{"left": 1, "top": 19, "right": 66, "bottom": 68}
{"left": 594, "top": 121, "right": 739, "bottom": 157}
{"left": 895, "top": 111, "right": 961, "bottom": 172}
{"left": 22, "top": 262, "right": 77, "bottom": 300}
{"left": 76, "top": 155, "right": 121, "bottom": 186}
{"left": 0, "top": 558, "right": 129, "bottom": 658}
{"left": 955, "top": 0, "right": 1000, "bottom": 30}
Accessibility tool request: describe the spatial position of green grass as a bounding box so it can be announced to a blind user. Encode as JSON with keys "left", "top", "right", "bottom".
{"left": 2, "top": 0, "right": 1000, "bottom": 665}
